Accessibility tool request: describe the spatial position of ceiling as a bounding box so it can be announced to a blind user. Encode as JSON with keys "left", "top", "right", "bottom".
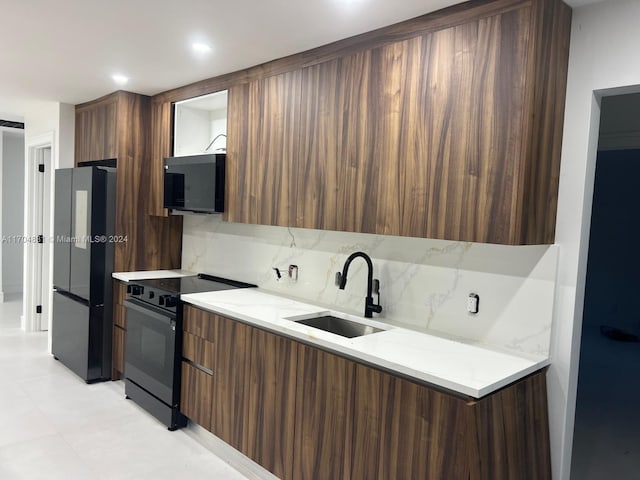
{"left": 0, "top": 0, "right": 596, "bottom": 110}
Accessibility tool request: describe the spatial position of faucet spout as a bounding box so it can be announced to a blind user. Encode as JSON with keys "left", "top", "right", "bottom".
{"left": 337, "top": 251, "right": 382, "bottom": 318}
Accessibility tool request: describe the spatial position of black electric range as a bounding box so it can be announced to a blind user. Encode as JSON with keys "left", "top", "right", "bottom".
{"left": 123, "top": 273, "right": 256, "bottom": 430}
{"left": 127, "top": 273, "right": 257, "bottom": 311}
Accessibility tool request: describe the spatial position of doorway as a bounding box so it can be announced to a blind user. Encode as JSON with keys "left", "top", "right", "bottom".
{"left": 23, "top": 133, "right": 53, "bottom": 334}
{"left": 570, "top": 93, "right": 640, "bottom": 478}
{"left": 0, "top": 128, "right": 25, "bottom": 303}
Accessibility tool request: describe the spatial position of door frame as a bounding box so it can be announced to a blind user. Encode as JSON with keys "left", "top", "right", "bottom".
{"left": 23, "top": 131, "right": 54, "bottom": 337}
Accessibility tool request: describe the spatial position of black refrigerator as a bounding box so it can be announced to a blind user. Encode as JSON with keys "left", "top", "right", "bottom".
{"left": 52, "top": 166, "right": 116, "bottom": 382}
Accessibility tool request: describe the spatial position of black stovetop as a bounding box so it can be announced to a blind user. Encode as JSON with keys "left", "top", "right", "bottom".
{"left": 137, "top": 273, "right": 256, "bottom": 295}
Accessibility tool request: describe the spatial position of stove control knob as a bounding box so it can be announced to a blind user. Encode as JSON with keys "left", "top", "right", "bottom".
{"left": 128, "top": 284, "right": 144, "bottom": 296}
{"left": 164, "top": 296, "right": 178, "bottom": 308}
{"left": 148, "top": 291, "right": 155, "bottom": 300}
{"left": 159, "top": 294, "right": 176, "bottom": 307}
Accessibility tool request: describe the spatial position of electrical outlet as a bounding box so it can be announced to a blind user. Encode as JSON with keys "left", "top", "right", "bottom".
{"left": 467, "top": 293, "right": 479, "bottom": 314}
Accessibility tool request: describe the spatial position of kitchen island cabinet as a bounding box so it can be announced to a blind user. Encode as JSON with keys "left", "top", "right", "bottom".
{"left": 180, "top": 304, "right": 551, "bottom": 480}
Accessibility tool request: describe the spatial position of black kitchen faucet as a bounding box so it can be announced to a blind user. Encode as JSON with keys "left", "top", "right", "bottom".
{"left": 335, "top": 251, "right": 383, "bottom": 318}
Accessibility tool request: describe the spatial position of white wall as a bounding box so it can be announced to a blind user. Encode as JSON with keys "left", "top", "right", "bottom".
{"left": 550, "top": 0, "right": 640, "bottom": 478}
{"left": 2, "top": 130, "right": 25, "bottom": 294}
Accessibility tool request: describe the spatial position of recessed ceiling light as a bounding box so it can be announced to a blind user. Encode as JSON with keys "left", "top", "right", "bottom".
{"left": 192, "top": 43, "right": 212, "bottom": 54}
{"left": 112, "top": 74, "right": 129, "bottom": 86}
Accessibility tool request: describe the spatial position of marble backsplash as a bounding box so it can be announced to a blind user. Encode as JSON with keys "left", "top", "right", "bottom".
{"left": 181, "top": 215, "right": 558, "bottom": 358}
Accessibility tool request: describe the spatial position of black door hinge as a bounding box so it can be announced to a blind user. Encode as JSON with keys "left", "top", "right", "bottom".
{"left": 38, "top": 164, "right": 45, "bottom": 173}
{"left": 37, "top": 235, "right": 44, "bottom": 244}
{"left": 36, "top": 305, "right": 42, "bottom": 314}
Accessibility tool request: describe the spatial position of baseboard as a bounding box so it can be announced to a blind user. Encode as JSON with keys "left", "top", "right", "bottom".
{"left": 0, "top": 291, "right": 4, "bottom": 303}
{"left": 183, "top": 423, "right": 278, "bottom": 480}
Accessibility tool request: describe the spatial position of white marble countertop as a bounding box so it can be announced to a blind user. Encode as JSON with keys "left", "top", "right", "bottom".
{"left": 112, "top": 270, "right": 195, "bottom": 282}
{"left": 181, "top": 289, "right": 549, "bottom": 398}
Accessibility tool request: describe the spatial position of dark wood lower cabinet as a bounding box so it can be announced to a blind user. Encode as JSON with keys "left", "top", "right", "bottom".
{"left": 179, "top": 307, "right": 551, "bottom": 480}
{"left": 351, "top": 364, "right": 469, "bottom": 480}
{"left": 112, "top": 326, "right": 125, "bottom": 379}
{"left": 293, "top": 344, "right": 355, "bottom": 480}
{"left": 209, "top": 314, "right": 251, "bottom": 452}
{"left": 111, "top": 280, "right": 127, "bottom": 380}
{"left": 468, "top": 370, "right": 552, "bottom": 480}
{"left": 245, "top": 328, "right": 298, "bottom": 480}
{"left": 181, "top": 362, "right": 213, "bottom": 431}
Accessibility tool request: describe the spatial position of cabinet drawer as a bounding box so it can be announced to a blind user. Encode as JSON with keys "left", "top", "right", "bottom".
{"left": 183, "top": 331, "right": 214, "bottom": 371}
{"left": 181, "top": 361, "right": 213, "bottom": 430}
{"left": 183, "top": 305, "right": 215, "bottom": 342}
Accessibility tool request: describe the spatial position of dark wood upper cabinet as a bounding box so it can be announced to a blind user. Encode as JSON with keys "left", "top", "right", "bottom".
{"left": 148, "top": 99, "right": 173, "bottom": 217}
{"left": 224, "top": 0, "right": 570, "bottom": 244}
{"left": 296, "top": 8, "right": 535, "bottom": 242}
{"left": 143, "top": 0, "right": 569, "bottom": 243}
{"left": 226, "top": 70, "right": 302, "bottom": 226}
{"left": 74, "top": 91, "right": 182, "bottom": 272}
{"left": 75, "top": 96, "right": 118, "bottom": 162}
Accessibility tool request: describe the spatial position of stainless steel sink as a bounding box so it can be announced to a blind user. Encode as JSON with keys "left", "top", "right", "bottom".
{"left": 294, "top": 315, "right": 385, "bottom": 338}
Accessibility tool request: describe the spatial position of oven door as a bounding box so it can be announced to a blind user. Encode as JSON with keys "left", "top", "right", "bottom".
{"left": 124, "top": 298, "right": 177, "bottom": 406}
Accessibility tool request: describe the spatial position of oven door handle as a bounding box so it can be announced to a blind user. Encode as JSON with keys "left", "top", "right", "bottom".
{"left": 124, "top": 298, "right": 175, "bottom": 326}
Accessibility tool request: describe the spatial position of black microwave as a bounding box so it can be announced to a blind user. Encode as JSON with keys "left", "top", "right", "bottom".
{"left": 163, "top": 154, "right": 225, "bottom": 213}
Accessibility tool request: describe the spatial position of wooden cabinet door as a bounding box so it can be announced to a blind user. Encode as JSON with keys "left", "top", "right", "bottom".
{"left": 209, "top": 314, "right": 251, "bottom": 451}
{"left": 181, "top": 361, "right": 213, "bottom": 430}
{"left": 293, "top": 344, "right": 355, "bottom": 480}
{"left": 226, "top": 70, "right": 301, "bottom": 226}
{"left": 148, "top": 99, "right": 173, "bottom": 216}
{"left": 75, "top": 96, "right": 118, "bottom": 163}
{"left": 351, "top": 364, "right": 469, "bottom": 480}
{"left": 296, "top": 8, "right": 531, "bottom": 243}
{"left": 245, "top": 328, "right": 298, "bottom": 480}
{"left": 296, "top": 51, "right": 375, "bottom": 233}
{"left": 468, "top": 370, "right": 551, "bottom": 480}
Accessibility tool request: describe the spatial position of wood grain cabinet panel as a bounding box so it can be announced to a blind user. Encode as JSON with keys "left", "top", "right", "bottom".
{"left": 181, "top": 361, "right": 213, "bottom": 431}
{"left": 180, "top": 306, "right": 551, "bottom": 480}
{"left": 112, "top": 325, "right": 125, "bottom": 378}
{"left": 293, "top": 343, "right": 355, "bottom": 480}
{"left": 294, "top": 4, "right": 563, "bottom": 244}
{"left": 111, "top": 280, "right": 127, "bottom": 380}
{"left": 226, "top": 70, "right": 301, "bottom": 226}
{"left": 75, "top": 91, "right": 182, "bottom": 273}
{"left": 351, "top": 364, "right": 469, "bottom": 480}
{"left": 75, "top": 97, "right": 118, "bottom": 163}
{"left": 467, "top": 369, "right": 551, "bottom": 480}
{"left": 245, "top": 328, "right": 298, "bottom": 480}
{"left": 208, "top": 314, "right": 251, "bottom": 452}
{"left": 223, "top": 0, "right": 570, "bottom": 244}
{"left": 148, "top": 99, "right": 173, "bottom": 217}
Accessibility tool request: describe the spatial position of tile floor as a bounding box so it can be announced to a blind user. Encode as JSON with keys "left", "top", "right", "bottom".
{"left": 0, "top": 295, "right": 250, "bottom": 480}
